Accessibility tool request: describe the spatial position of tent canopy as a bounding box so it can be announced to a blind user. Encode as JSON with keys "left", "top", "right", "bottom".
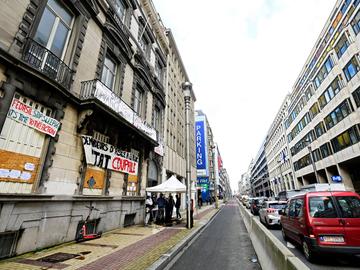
{"left": 146, "top": 175, "right": 186, "bottom": 193}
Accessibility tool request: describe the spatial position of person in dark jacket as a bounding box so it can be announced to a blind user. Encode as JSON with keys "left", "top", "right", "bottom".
{"left": 175, "top": 194, "right": 181, "bottom": 219}
{"left": 156, "top": 193, "right": 165, "bottom": 224}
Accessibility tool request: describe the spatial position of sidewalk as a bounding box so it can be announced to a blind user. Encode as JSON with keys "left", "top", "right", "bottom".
{"left": 0, "top": 203, "right": 223, "bottom": 270}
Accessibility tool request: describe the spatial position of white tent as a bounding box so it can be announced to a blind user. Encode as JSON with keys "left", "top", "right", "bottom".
{"left": 146, "top": 175, "right": 186, "bottom": 193}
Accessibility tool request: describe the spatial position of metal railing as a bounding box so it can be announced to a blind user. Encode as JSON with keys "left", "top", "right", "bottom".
{"left": 80, "top": 79, "right": 158, "bottom": 142}
{"left": 22, "top": 38, "right": 74, "bottom": 90}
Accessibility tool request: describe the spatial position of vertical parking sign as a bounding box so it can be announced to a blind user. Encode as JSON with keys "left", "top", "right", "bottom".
{"left": 195, "top": 116, "right": 208, "bottom": 177}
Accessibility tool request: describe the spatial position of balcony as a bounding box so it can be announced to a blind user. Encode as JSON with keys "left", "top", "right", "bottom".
{"left": 80, "top": 79, "right": 157, "bottom": 142}
{"left": 22, "top": 38, "right": 74, "bottom": 90}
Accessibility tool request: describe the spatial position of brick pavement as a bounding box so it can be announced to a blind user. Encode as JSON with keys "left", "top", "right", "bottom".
{"left": 0, "top": 203, "right": 221, "bottom": 270}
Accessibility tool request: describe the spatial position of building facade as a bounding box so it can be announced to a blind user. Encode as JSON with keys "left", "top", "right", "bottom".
{"left": 264, "top": 95, "right": 296, "bottom": 196}
{"left": 250, "top": 140, "right": 270, "bottom": 197}
{"left": 285, "top": 0, "right": 360, "bottom": 193}
{"left": 0, "top": 0, "right": 194, "bottom": 258}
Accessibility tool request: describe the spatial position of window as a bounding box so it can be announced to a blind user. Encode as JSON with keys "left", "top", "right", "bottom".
{"left": 343, "top": 56, "right": 360, "bottom": 81}
{"left": 314, "top": 56, "right": 334, "bottom": 89}
{"left": 324, "top": 99, "right": 353, "bottom": 130}
{"left": 320, "top": 143, "right": 332, "bottom": 158}
{"left": 101, "top": 54, "right": 117, "bottom": 90}
{"left": 351, "top": 10, "right": 360, "bottom": 35}
{"left": 153, "top": 106, "right": 161, "bottom": 132}
{"left": 134, "top": 87, "right": 145, "bottom": 117}
{"left": 352, "top": 86, "right": 360, "bottom": 107}
{"left": 113, "top": 0, "right": 126, "bottom": 23}
{"left": 295, "top": 199, "right": 304, "bottom": 217}
{"left": 334, "top": 34, "right": 349, "bottom": 59}
{"left": 331, "top": 125, "right": 360, "bottom": 152}
{"left": 288, "top": 200, "right": 296, "bottom": 217}
{"left": 309, "top": 197, "right": 337, "bottom": 218}
{"left": 34, "top": 0, "right": 73, "bottom": 59}
{"left": 336, "top": 196, "right": 360, "bottom": 218}
{"left": 315, "top": 121, "right": 326, "bottom": 138}
{"left": 312, "top": 148, "right": 321, "bottom": 162}
{"left": 318, "top": 77, "right": 341, "bottom": 109}
{"left": 305, "top": 86, "right": 313, "bottom": 101}
{"left": 309, "top": 102, "right": 320, "bottom": 119}
{"left": 155, "top": 57, "right": 164, "bottom": 84}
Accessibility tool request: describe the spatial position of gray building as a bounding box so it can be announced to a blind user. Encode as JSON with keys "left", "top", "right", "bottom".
{"left": 285, "top": 0, "right": 360, "bottom": 193}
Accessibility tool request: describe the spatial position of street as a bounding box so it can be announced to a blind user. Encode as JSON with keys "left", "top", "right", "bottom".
{"left": 169, "top": 201, "right": 261, "bottom": 270}
{"left": 248, "top": 208, "right": 360, "bottom": 270}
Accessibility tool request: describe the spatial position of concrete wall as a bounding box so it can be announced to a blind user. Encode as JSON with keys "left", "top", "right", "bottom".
{"left": 45, "top": 104, "right": 82, "bottom": 195}
{"left": 0, "top": 197, "right": 144, "bottom": 255}
{"left": 0, "top": 0, "right": 28, "bottom": 50}
{"left": 237, "top": 200, "right": 309, "bottom": 270}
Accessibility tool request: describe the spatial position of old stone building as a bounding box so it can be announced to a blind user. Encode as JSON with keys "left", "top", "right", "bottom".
{"left": 0, "top": 0, "right": 171, "bottom": 257}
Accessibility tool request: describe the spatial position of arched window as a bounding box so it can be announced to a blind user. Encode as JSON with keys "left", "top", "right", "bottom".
{"left": 147, "top": 160, "right": 158, "bottom": 187}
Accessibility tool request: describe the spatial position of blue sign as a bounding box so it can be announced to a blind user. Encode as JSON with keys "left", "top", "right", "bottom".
{"left": 332, "top": 175, "right": 342, "bottom": 182}
{"left": 197, "top": 177, "right": 210, "bottom": 202}
{"left": 195, "top": 117, "right": 208, "bottom": 176}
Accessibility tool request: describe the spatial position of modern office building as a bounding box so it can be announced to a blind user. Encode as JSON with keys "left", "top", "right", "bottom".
{"left": 264, "top": 95, "right": 296, "bottom": 196}
{"left": 285, "top": 0, "right": 360, "bottom": 193}
{"left": 250, "top": 140, "right": 271, "bottom": 197}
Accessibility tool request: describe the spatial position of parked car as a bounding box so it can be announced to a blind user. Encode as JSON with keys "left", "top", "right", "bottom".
{"left": 246, "top": 198, "right": 254, "bottom": 209}
{"left": 259, "top": 200, "right": 287, "bottom": 227}
{"left": 241, "top": 195, "right": 249, "bottom": 206}
{"left": 278, "top": 189, "right": 304, "bottom": 201}
{"left": 280, "top": 191, "right": 360, "bottom": 262}
{"left": 250, "top": 197, "right": 267, "bottom": 215}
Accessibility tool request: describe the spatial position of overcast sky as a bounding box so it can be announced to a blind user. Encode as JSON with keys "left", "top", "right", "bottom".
{"left": 152, "top": 0, "right": 336, "bottom": 191}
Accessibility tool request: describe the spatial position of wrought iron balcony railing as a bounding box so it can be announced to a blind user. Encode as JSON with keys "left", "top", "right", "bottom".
{"left": 22, "top": 38, "right": 74, "bottom": 90}
{"left": 80, "top": 79, "right": 158, "bottom": 142}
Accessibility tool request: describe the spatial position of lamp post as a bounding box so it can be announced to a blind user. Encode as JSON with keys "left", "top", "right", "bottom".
{"left": 210, "top": 145, "right": 219, "bottom": 209}
{"left": 305, "top": 139, "right": 320, "bottom": 184}
{"left": 182, "top": 81, "right": 192, "bottom": 229}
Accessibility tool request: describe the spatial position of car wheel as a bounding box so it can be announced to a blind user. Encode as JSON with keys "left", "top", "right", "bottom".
{"left": 281, "top": 227, "right": 288, "bottom": 241}
{"left": 302, "top": 240, "right": 314, "bottom": 262}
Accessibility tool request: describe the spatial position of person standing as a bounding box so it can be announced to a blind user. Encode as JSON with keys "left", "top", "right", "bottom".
{"left": 156, "top": 193, "right": 165, "bottom": 224}
{"left": 145, "top": 194, "right": 153, "bottom": 226}
{"left": 175, "top": 194, "right": 181, "bottom": 219}
{"left": 168, "top": 194, "right": 175, "bottom": 219}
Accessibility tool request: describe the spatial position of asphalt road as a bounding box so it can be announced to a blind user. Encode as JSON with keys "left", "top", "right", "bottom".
{"left": 169, "top": 201, "right": 261, "bottom": 270}
{"left": 248, "top": 208, "right": 360, "bottom": 270}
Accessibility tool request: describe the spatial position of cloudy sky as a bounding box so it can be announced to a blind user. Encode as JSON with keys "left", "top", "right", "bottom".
{"left": 152, "top": 0, "right": 336, "bottom": 191}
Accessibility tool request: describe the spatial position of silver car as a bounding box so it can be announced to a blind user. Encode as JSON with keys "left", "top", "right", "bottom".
{"left": 258, "top": 200, "right": 287, "bottom": 227}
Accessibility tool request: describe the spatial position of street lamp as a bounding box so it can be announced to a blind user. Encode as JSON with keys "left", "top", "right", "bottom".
{"left": 305, "top": 138, "right": 320, "bottom": 184}
{"left": 182, "top": 81, "right": 192, "bottom": 229}
{"left": 210, "top": 145, "right": 219, "bottom": 209}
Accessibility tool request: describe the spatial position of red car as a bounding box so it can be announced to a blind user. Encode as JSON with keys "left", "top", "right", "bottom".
{"left": 280, "top": 191, "right": 360, "bottom": 261}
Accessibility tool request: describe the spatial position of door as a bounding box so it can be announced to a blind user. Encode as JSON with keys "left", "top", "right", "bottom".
{"left": 335, "top": 195, "right": 360, "bottom": 246}
{"left": 283, "top": 199, "right": 297, "bottom": 242}
{"left": 308, "top": 195, "right": 345, "bottom": 247}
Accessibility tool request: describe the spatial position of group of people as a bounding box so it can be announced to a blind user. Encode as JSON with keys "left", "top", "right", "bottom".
{"left": 145, "top": 193, "right": 182, "bottom": 226}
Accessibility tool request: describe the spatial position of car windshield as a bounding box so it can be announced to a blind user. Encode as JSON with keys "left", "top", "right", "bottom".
{"left": 336, "top": 196, "right": 360, "bottom": 218}
{"left": 269, "top": 203, "right": 287, "bottom": 209}
{"left": 309, "top": 196, "right": 338, "bottom": 218}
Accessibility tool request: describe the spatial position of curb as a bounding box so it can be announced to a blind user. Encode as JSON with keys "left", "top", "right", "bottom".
{"left": 146, "top": 206, "right": 223, "bottom": 270}
{"left": 235, "top": 199, "right": 310, "bottom": 270}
